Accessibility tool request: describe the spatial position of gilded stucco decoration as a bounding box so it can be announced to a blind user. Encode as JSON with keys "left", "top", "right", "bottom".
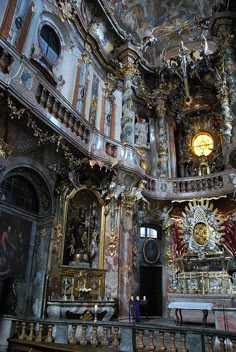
{"left": 108, "top": 225, "right": 117, "bottom": 257}
{"left": 120, "top": 263, "right": 130, "bottom": 275}
{"left": 53, "top": 224, "right": 63, "bottom": 254}
{"left": 180, "top": 199, "right": 224, "bottom": 258}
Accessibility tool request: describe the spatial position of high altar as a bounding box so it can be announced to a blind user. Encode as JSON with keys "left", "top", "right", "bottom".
{"left": 167, "top": 199, "right": 236, "bottom": 323}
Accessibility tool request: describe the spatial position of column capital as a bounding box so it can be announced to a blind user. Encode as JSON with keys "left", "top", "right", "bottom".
{"left": 121, "top": 193, "right": 136, "bottom": 215}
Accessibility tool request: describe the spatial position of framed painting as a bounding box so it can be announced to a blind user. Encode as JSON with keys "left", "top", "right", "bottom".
{"left": 0, "top": 210, "right": 32, "bottom": 278}
{"left": 142, "top": 238, "right": 160, "bottom": 264}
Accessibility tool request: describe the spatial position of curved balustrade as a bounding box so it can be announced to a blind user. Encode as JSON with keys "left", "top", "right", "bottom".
{"left": 0, "top": 37, "right": 236, "bottom": 202}
{"left": 7, "top": 318, "right": 236, "bottom": 352}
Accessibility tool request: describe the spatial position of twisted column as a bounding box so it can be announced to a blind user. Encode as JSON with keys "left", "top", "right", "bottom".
{"left": 156, "top": 99, "right": 169, "bottom": 178}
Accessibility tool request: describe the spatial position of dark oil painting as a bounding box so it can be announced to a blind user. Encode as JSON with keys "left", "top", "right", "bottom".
{"left": 0, "top": 211, "right": 32, "bottom": 278}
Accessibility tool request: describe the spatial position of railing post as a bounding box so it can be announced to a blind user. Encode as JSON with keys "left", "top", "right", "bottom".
{"left": 112, "top": 327, "right": 119, "bottom": 348}
{"left": 168, "top": 332, "right": 176, "bottom": 352}
{"left": 101, "top": 326, "right": 109, "bottom": 346}
{"left": 137, "top": 329, "right": 145, "bottom": 352}
{"left": 14, "top": 321, "right": 20, "bottom": 338}
{"left": 206, "top": 335, "right": 213, "bottom": 352}
{"left": 44, "top": 324, "right": 53, "bottom": 343}
{"left": 68, "top": 324, "right": 77, "bottom": 344}
{"left": 179, "top": 333, "right": 187, "bottom": 352}
{"left": 80, "top": 324, "right": 87, "bottom": 345}
{"left": 35, "top": 322, "right": 43, "bottom": 342}
{"left": 18, "top": 321, "right": 27, "bottom": 340}
{"left": 147, "top": 330, "right": 155, "bottom": 351}
{"left": 91, "top": 325, "right": 98, "bottom": 346}
{"left": 26, "top": 322, "right": 35, "bottom": 341}
{"left": 157, "top": 331, "right": 166, "bottom": 352}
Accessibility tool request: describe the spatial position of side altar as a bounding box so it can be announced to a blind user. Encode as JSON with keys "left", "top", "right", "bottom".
{"left": 168, "top": 200, "right": 236, "bottom": 324}
{"left": 47, "top": 299, "right": 117, "bottom": 321}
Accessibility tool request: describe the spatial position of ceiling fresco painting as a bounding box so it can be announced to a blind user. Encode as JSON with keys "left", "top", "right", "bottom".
{"left": 106, "top": 0, "right": 215, "bottom": 40}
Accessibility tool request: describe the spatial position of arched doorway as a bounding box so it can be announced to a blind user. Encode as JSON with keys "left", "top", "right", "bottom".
{"left": 0, "top": 167, "right": 53, "bottom": 316}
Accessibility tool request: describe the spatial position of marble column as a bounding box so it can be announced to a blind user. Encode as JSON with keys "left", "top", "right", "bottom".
{"left": 104, "top": 198, "right": 119, "bottom": 300}
{"left": 120, "top": 63, "right": 138, "bottom": 145}
{"left": 156, "top": 99, "right": 169, "bottom": 178}
{"left": 118, "top": 193, "right": 136, "bottom": 319}
{"left": 210, "top": 16, "right": 236, "bottom": 145}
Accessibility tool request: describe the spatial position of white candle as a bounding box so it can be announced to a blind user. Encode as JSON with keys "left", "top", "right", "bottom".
{"left": 131, "top": 296, "right": 134, "bottom": 301}
{"left": 136, "top": 296, "right": 139, "bottom": 301}
{"left": 143, "top": 296, "right": 146, "bottom": 301}
{"left": 94, "top": 304, "right": 98, "bottom": 312}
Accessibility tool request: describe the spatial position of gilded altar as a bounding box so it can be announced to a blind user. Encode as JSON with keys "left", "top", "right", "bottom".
{"left": 170, "top": 199, "right": 234, "bottom": 295}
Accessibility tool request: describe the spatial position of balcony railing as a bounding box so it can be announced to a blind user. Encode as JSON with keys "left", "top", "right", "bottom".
{"left": 7, "top": 317, "right": 236, "bottom": 352}
{"left": 0, "top": 36, "right": 236, "bottom": 201}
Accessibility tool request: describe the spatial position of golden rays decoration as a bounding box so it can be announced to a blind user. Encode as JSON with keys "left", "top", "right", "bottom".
{"left": 179, "top": 198, "right": 224, "bottom": 256}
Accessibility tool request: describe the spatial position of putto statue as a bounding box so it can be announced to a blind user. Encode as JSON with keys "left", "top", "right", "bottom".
{"left": 131, "top": 180, "right": 149, "bottom": 204}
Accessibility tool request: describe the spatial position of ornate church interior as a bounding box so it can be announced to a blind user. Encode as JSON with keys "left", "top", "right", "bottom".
{"left": 0, "top": 0, "right": 236, "bottom": 351}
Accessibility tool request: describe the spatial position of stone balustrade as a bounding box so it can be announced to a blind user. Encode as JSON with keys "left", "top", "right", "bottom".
{"left": 6, "top": 318, "right": 236, "bottom": 352}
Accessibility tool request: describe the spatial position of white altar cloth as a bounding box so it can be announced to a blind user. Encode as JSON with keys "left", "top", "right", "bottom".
{"left": 168, "top": 302, "right": 213, "bottom": 310}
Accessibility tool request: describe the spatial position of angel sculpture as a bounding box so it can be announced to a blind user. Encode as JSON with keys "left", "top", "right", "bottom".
{"left": 138, "top": 35, "right": 158, "bottom": 52}
{"left": 105, "top": 175, "right": 125, "bottom": 202}
{"left": 131, "top": 180, "right": 149, "bottom": 204}
{"left": 151, "top": 205, "right": 173, "bottom": 230}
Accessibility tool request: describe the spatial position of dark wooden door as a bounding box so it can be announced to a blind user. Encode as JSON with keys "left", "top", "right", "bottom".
{"left": 140, "top": 266, "right": 162, "bottom": 316}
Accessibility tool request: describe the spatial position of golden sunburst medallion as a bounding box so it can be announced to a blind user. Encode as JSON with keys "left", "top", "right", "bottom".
{"left": 179, "top": 199, "right": 224, "bottom": 257}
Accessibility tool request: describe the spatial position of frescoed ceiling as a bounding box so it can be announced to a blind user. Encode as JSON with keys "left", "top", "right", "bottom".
{"left": 104, "top": 0, "right": 216, "bottom": 65}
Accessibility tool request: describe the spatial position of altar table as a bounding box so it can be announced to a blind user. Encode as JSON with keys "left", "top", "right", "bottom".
{"left": 168, "top": 302, "right": 213, "bottom": 327}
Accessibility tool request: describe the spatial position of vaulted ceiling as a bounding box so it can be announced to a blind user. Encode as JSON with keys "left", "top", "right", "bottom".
{"left": 104, "top": 0, "right": 216, "bottom": 65}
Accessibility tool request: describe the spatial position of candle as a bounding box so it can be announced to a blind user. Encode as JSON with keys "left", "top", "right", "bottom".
{"left": 136, "top": 296, "right": 139, "bottom": 301}
{"left": 94, "top": 304, "right": 98, "bottom": 312}
{"left": 71, "top": 278, "right": 74, "bottom": 285}
{"left": 143, "top": 296, "right": 146, "bottom": 301}
{"left": 131, "top": 296, "right": 134, "bottom": 301}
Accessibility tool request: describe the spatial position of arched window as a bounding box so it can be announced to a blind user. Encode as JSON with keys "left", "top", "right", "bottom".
{"left": 0, "top": 175, "right": 39, "bottom": 214}
{"left": 39, "top": 25, "right": 61, "bottom": 66}
{"left": 140, "top": 225, "right": 162, "bottom": 239}
{"left": 140, "top": 227, "right": 157, "bottom": 238}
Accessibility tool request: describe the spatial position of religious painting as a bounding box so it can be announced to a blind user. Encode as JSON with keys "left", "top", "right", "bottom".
{"left": 63, "top": 189, "right": 102, "bottom": 269}
{"left": 142, "top": 238, "right": 160, "bottom": 264}
{"left": 0, "top": 210, "right": 32, "bottom": 278}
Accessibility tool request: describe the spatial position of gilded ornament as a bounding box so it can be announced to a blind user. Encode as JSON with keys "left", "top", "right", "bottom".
{"left": 165, "top": 247, "right": 173, "bottom": 267}
{"left": 120, "top": 263, "right": 130, "bottom": 274}
{"left": 120, "top": 62, "right": 138, "bottom": 77}
{"left": 53, "top": 224, "right": 63, "bottom": 254}
{"left": 108, "top": 226, "right": 117, "bottom": 257}
{"left": 121, "top": 193, "right": 136, "bottom": 214}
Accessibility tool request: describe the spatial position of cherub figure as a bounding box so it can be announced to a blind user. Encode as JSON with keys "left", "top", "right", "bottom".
{"left": 131, "top": 180, "right": 149, "bottom": 204}
{"left": 151, "top": 205, "right": 173, "bottom": 230}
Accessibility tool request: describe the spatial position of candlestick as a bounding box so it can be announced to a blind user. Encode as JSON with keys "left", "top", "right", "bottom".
{"left": 94, "top": 304, "right": 98, "bottom": 322}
